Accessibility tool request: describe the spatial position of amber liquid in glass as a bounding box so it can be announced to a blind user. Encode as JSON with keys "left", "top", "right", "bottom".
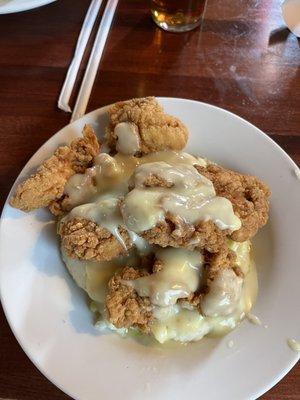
{"left": 151, "top": 0, "right": 206, "bottom": 32}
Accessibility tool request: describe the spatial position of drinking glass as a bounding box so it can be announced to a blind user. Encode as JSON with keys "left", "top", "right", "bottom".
{"left": 150, "top": 0, "right": 207, "bottom": 33}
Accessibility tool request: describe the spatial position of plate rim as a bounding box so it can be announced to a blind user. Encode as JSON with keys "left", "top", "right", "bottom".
{"left": 0, "top": 0, "right": 56, "bottom": 14}
{"left": 0, "top": 98, "right": 299, "bottom": 400}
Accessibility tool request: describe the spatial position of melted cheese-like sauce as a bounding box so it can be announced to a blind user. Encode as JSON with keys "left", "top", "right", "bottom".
{"left": 122, "top": 161, "right": 241, "bottom": 234}
{"left": 129, "top": 248, "right": 203, "bottom": 306}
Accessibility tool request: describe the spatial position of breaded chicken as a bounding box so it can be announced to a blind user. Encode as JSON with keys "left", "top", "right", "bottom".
{"left": 106, "top": 266, "right": 153, "bottom": 331}
{"left": 10, "top": 125, "right": 100, "bottom": 212}
{"left": 196, "top": 164, "right": 270, "bottom": 242}
{"left": 59, "top": 218, "right": 133, "bottom": 262}
{"left": 105, "top": 97, "right": 188, "bottom": 155}
{"left": 141, "top": 216, "right": 229, "bottom": 253}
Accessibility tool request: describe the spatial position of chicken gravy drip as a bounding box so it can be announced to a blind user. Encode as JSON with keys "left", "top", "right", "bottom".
{"left": 114, "top": 122, "right": 141, "bottom": 155}
{"left": 64, "top": 151, "right": 207, "bottom": 207}
{"left": 62, "top": 151, "right": 208, "bottom": 247}
{"left": 128, "top": 248, "right": 203, "bottom": 307}
{"left": 122, "top": 162, "right": 241, "bottom": 234}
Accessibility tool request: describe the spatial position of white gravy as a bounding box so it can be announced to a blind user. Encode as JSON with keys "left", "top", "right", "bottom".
{"left": 129, "top": 247, "right": 203, "bottom": 306}
{"left": 122, "top": 161, "right": 241, "bottom": 234}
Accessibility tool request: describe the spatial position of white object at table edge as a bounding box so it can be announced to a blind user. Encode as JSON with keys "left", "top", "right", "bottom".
{"left": 0, "top": 0, "right": 56, "bottom": 14}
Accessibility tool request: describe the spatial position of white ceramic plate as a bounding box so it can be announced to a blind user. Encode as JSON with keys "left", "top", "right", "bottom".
{"left": 0, "top": 98, "right": 299, "bottom": 400}
{"left": 0, "top": 0, "right": 56, "bottom": 14}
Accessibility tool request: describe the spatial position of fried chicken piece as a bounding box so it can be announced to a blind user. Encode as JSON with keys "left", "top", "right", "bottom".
{"left": 106, "top": 266, "right": 153, "bottom": 331}
{"left": 10, "top": 125, "right": 100, "bottom": 212}
{"left": 105, "top": 97, "right": 188, "bottom": 155}
{"left": 141, "top": 215, "right": 229, "bottom": 253}
{"left": 59, "top": 218, "right": 133, "bottom": 262}
{"left": 196, "top": 164, "right": 270, "bottom": 242}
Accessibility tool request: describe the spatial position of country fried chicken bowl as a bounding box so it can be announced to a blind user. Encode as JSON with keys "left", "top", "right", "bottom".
{"left": 9, "top": 97, "right": 271, "bottom": 344}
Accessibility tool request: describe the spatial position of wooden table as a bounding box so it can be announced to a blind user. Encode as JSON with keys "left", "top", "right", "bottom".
{"left": 0, "top": 0, "right": 299, "bottom": 399}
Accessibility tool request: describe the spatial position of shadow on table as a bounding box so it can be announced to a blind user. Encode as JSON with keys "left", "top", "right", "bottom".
{"left": 268, "top": 26, "right": 298, "bottom": 46}
{"left": 269, "top": 27, "right": 290, "bottom": 45}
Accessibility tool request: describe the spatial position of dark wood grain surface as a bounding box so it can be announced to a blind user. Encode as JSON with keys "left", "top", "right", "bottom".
{"left": 0, "top": 0, "right": 299, "bottom": 399}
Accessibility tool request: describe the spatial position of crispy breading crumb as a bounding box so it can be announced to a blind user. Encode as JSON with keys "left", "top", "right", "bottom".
{"left": 106, "top": 266, "right": 153, "bottom": 331}
{"left": 152, "top": 259, "right": 164, "bottom": 273}
{"left": 10, "top": 125, "right": 100, "bottom": 212}
{"left": 196, "top": 164, "right": 270, "bottom": 242}
{"left": 143, "top": 174, "right": 174, "bottom": 188}
{"left": 204, "top": 246, "right": 239, "bottom": 281}
{"left": 59, "top": 218, "right": 133, "bottom": 262}
{"left": 105, "top": 97, "right": 188, "bottom": 155}
{"left": 70, "top": 125, "right": 100, "bottom": 173}
{"left": 179, "top": 292, "right": 205, "bottom": 308}
{"left": 49, "top": 195, "right": 72, "bottom": 216}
